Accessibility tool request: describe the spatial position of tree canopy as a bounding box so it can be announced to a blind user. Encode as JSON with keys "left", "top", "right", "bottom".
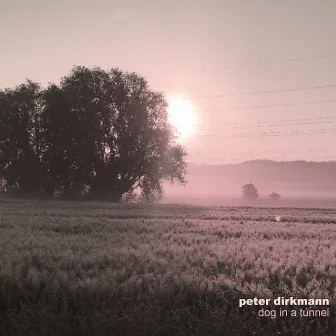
{"left": 0, "top": 66, "right": 187, "bottom": 202}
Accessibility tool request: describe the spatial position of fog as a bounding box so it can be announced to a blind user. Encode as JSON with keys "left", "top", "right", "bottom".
{"left": 163, "top": 160, "right": 336, "bottom": 206}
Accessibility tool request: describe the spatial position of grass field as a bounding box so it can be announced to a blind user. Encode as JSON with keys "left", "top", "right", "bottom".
{"left": 0, "top": 199, "right": 335, "bottom": 335}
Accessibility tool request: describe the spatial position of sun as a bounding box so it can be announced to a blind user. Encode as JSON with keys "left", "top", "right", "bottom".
{"left": 167, "top": 98, "right": 198, "bottom": 141}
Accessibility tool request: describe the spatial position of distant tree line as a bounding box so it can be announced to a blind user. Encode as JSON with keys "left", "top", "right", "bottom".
{"left": 0, "top": 66, "right": 187, "bottom": 202}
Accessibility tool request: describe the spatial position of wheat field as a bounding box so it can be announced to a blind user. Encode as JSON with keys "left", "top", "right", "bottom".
{"left": 0, "top": 199, "right": 335, "bottom": 335}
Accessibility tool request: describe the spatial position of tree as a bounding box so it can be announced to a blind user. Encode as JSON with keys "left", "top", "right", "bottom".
{"left": 0, "top": 80, "right": 45, "bottom": 197}
{"left": 0, "top": 66, "right": 187, "bottom": 201}
{"left": 269, "top": 192, "right": 281, "bottom": 201}
{"left": 242, "top": 183, "right": 259, "bottom": 200}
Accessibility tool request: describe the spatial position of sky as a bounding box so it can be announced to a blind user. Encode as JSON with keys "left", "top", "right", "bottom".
{"left": 1, "top": 0, "right": 336, "bottom": 164}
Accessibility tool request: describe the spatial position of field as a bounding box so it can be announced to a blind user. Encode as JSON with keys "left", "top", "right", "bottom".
{"left": 0, "top": 199, "right": 335, "bottom": 335}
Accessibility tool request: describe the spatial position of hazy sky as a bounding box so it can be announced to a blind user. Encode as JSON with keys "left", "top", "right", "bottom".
{"left": 1, "top": 0, "right": 336, "bottom": 164}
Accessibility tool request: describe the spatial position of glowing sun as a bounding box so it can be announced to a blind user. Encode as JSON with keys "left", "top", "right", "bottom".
{"left": 167, "top": 98, "right": 198, "bottom": 141}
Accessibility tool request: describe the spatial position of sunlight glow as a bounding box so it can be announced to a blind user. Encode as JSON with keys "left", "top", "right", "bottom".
{"left": 167, "top": 97, "right": 198, "bottom": 141}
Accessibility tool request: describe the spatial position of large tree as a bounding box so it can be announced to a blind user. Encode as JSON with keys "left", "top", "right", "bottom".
{"left": 0, "top": 66, "right": 187, "bottom": 201}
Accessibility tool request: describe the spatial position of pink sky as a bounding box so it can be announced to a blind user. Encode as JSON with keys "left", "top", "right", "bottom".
{"left": 1, "top": 0, "right": 336, "bottom": 164}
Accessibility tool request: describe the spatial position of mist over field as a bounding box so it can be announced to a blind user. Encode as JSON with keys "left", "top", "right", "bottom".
{"left": 164, "top": 161, "right": 336, "bottom": 204}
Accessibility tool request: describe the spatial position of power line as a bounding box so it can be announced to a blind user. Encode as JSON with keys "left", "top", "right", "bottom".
{"left": 231, "top": 120, "right": 335, "bottom": 129}
{"left": 152, "top": 53, "right": 335, "bottom": 74}
{"left": 197, "top": 116, "right": 336, "bottom": 130}
{"left": 187, "top": 155, "right": 336, "bottom": 164}
{"left": 188, "top": 155, "right": 336, "bottom": 163}
{"left": 196, "top": 115, "right": 336, "bottom": 128}
{"left": 194, "top": 98, "right": 336, "bottom": 112}
{"left": 180, "top": 84, "right": 336, "bottom": 100}
{"left": 188, "top": 148, "right": 336, "bottom": 156}
{"left": 239, "top": 115, "right": 336, "bottom": 125}
{"left": 201, "top": 118, "right": 336, "bottom": 128}
{"left": 198, "top": 127, "right": 336, "bottom": 139}
{"left": 187, "top": 147, "right": 336, "bottom": 163}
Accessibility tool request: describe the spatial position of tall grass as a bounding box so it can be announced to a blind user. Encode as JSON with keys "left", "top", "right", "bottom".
{"left": 0, "top": 200, "right": 335, "bottom": 335}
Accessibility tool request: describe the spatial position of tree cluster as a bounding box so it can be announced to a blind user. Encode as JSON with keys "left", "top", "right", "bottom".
{"left": 241, "top": 183, "right": 281, "bottom": 201}
{"left": 0, "top": 66, "right": 187, "bottom": 202}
